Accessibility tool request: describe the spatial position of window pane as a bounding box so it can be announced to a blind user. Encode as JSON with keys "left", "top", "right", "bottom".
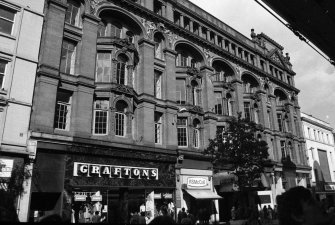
{"left": 0, "top": 7, "right": 15, "bottom": 20}
{"left": 176, "top": 79, "right": 186, "bottom": 104}
{"left": 115, "top": 112, "right": 125, "bottom": 136}
{"left": 60, "top": 40, "right": 76, "bottom": 74}
{"left": 0, "top": 18, "right": 13, "bottom": 34}
{"left": 54, "top": 91, "right": 72, "bottom": 130}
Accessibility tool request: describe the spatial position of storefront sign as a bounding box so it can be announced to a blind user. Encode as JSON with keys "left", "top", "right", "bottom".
{"left": 73, "top": 162, "right": 158, "bottom": 180}
{"left": 187, "top": 177, "right": 208, "bottom": 188}
{"left": 0, "top": 159, "right": 14, "bottom": 178}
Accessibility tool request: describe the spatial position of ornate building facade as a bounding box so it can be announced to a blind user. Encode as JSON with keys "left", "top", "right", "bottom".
{"left": 27, "top": 0, "right": 310, "bottom": 223}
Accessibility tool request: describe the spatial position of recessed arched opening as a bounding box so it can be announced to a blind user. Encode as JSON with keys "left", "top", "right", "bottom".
{"left": 115, "top": 100, "right": 128, "bottom": 137}
{"left": 241, "top": 74, "right": 259, "bottom": 93}
{"left": 192, "top": 118, "right": 201, "bottom": 148}
{"left": 154, "top": 32, "right": 165, "bottom": 60}
{"left": 212, "top": 60, "right": 235, "bottom": 82}
{"left": 274, "top": 89, "right": 287, "bottom": 106}
{"left": 175, "top": 42, "right": 205, "bottom": 68}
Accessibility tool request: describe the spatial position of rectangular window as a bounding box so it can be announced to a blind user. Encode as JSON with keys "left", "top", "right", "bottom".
{"left": 93, "top": 99, "right": 109, "bottom": 135}
{"left": 154, "top": 0, "right": 163, "bottom": 16}
{"left": 155, "top": 112, "right": 162, "bottom": 144}
{"left": 287, "top": 76, "right": 292, "bottom": 85}
{"left": 96, "top": 52, "right": 111, "bottom": 82}
{"left": 202, "top": 27, "right": 207, "bottom": 39}
{"left": 318, "top": 149, "right": 332, "bottom": 182}
{"left": 174, "top": 11, "right": 180, "bottom": 25}
{"left": 115, "top": 112, "right": 125, "bottom": 136}
{"left": 214, "top": 92, "right": 222, "bottom": 115}
{"left": 308, "top": 127, "right": 311, "bottom": 139}
{"left": 327, "top": 134, "right": 329, "bottom": 144}
{"left": 193, "top": 22, "right": 199, "bottom": 35}
{"left": 65, "top": 0, "right": 81, "bottom": 27}
{"left": 154, "top": 70, "right": 162, "bottom": 99}
{"left": 180, "top": 53, "right": 188, "bottom": 67}
{"left": 176, "top": 79, "right": 186, "bottom": 105}
{"left": 244, "top": 102, "right": 251, "bottom": 121}
{"left": 116, "top": 62, "right": 126, "bottom": 85}
{"left": 60, "top": 39, "right": 76, "bottom": 74}
{"left": 54, "top": 90, "right": 72, "bottom": 130}
{"left": 177, "top": 117, "right": 188, "bottom": 147}
{"left": 277, "top": 113, "right": 283, "bottom": 132}
{"left": 280, "top": 141, "right": 286, "bottom": 158}
{"left": 193, "top": 128, "right": 199, "bottom": 148}
{"left": 0, "top": 5, "right": 15, "bottom": 35}
{"left": 267, "top": 111, "right": 272, "bottom": 129}
{"left": 0, "top": 59, "right": 7, "bottom": 88}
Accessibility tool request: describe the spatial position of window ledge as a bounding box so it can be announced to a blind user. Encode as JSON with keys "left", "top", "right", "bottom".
{"left": 0, "top": 32, "right": 16, "bottom": 40}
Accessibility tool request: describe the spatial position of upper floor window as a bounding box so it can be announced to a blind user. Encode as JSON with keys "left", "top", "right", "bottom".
{"left": 154, "top": 0, "right": 163, "bottom": 16}
{"left": 111, "top": 22, "right": 122, "bottom": 38}
{"left": 226, "top": 93, "right": 233, "bottom": 116}
{"left": 0, "top": 59, "right": 8, "bottom": 88}
{"left": 98, "top": 20, "right": 122, "bottom": 38}
{"left": 65, "top": 0, "right": 81, "bottom": 27}
{"left": 154, "top": 112, "right": 162, "bottom": 144}
{"left": 0, "top": 5, "right": 15, "bottom": 35}
{"left": 179, "top": 52, "right": 188, "bottom": 67}
{"left": 154, "top": 70, "right": 162, "bottom": 99}
{"left": 214, "top": 92, "right": 223, "bottom": 115}
{"left": 115, "top": 100, "right": 127, "bottom": 137}
{"left": 54, "top": 90, "right": 72, "bottom": 130}
{"left": 176, "top": 79, "right": 186, "bottom": 105}
{"left": 96, "top": 52, "right": 112, "bottom": 82}
{"left": 274, "top": 89, "right": 287, "bottom": 106}
{"left": 177, "top": 117, "right": 188, "bottom": 147}
{"left": 60, "top": 39, "right": 76, "bottom": 74}
{"left": 116, "top": 54, "right": 128, "bottom": 85}
{"left": 193, "top": 119, "right": 200, "bottom": 148}
{"left": 93, "top": 99, "right": 109, "bottom": 135}
{"left": 267, "top": 110, "right": 272, "bottom": 129}
{"left": 242, "top": 74, "right": 259, "bottom": 94}
{"left": 280, "top": 140, "right": 286, "bottom": 158}
{"left": 253, "top": 104, "right": 259, "bottom": 124}
{"left": 154, "top": 33, "right": 164, "bottom": 60}
{"left": 277, "top": 113, "right": 283, "bottom": 132}
{"left": 244, "top": 102, "right": 251, "bottom": 121}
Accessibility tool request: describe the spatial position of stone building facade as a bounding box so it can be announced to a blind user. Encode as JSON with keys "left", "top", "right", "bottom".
{"left": 301, "top": 112, "right": 335, "bottom": 202}
{"left": 0, "top": 0, "right": 44, "bottom": 221}
{"left": 27, "top": 0, "right": 310, "bottom": 223}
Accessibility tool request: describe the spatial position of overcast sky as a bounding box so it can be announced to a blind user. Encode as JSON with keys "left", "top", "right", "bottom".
{"left": 189, "top": 0, "right": 335, "bottom": 129}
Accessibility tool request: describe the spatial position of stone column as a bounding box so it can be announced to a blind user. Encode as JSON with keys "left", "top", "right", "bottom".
{"left": 137, "top": 38, "right": 155, "bottom": 95}
{"left": 163, "top": 49, "right": 177, "bottom": 101}
{"left": 231, "top": 77, "right": 243, "bottom": 117}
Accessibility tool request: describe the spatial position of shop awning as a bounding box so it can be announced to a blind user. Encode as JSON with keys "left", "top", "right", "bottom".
{"left": 184, "top": 189, "right": 222, "bottom": 199}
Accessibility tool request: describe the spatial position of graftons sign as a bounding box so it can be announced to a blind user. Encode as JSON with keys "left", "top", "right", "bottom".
{"left": 73, "top": 162, "right": 158, "bottom": 180}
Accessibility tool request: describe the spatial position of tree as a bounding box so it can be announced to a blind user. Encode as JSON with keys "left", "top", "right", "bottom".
{"left": 204, "top": 113, "right": 269, "bottom": 190}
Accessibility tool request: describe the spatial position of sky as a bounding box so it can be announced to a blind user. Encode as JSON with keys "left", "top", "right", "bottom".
{"left": 189, "top": 0, "right": 335, "bottom": 129}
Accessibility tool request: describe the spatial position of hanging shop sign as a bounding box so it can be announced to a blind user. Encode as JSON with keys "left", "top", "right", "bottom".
{"left": 0, "top": 158, "right": 14, "bottom": 178}
{"left": 187, "top": 177, "right": 208, "bottom": 188}
{"left": 73, "top": 162, "right": 158, "bottom": 180}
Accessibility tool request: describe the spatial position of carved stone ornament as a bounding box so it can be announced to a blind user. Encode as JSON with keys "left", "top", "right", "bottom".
{"left": 141, "top": 19, "right": 156, "bottom": 39}
{"left": 270, "top": 53, "right": 282, "bottom": 64}
{"left": 114, "top": 84, "right": 133, "bottom": 95}
{"left": 90, "top": 0, "right": 104, "bottom": 13}
{"left": 186, "top": 67, "right": 200, "bottom": 77}
{"left": 203, "top": 48, "right": 214, "bottom": 64}
{"left": 165, "top": 29, "right": 178, "bottom": 48}
{"left": 188, "top": 105, "right": 203, "bottom": 114}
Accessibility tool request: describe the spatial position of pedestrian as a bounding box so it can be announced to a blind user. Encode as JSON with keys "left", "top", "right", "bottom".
{"left": 273, "top": 205, "right": 278, "bottom": 220}
{"left": 276, "top": 186, "right": 334, "bottom": 225}
{"left": 262, "top": 205, "right": 269, "bottom": 224}
{"left": 231, "top": 206, "right": 236, "bottom": 220}
{"left": 187, "top": 210, "right": 196, "bottom": 225}
{"left": 267, "top": 205, "right": 273, "bottom": 220}
{"left": 178, "top": 207, "right": 187, "bottom": 224}
{"left": 149, "top": 205, "right": 175, "bottom": 225}
{"left": 92, "top": 211, "right": 101, "bottom": 223}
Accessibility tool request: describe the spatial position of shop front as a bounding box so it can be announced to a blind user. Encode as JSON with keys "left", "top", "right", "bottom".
{"left": 176, "top": 159, "right": 221, "bottom": 223}
{"left": 29, "top": 149, "right": 176, "bottom": 223}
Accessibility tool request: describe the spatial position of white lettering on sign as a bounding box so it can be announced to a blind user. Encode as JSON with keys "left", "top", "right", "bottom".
{"left": 73, "top": 162, "right": 159, "bottom": 180}
{"left": 0, "top": 159, "right": 14, "bottom": 178}
{"left": 187, "top": 177, "right": 207, "bottom": 187}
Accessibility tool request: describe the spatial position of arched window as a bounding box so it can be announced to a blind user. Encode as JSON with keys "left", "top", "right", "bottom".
{"left": 115, "top": 100, "right": 127, "bottom": 136}
{"left": 193, "top": 119, "right": 201, "bottom": 148}
{"left": 65, "top": 0, "right": 81, "bottom": 27}
{"left": 191, "top": 80, "right": 199, "bottom": 106}
{"left": 154, "top": 33, "right": 164, "bottom": 60}
{"left": 242, "top": 75, "right": 259, "bottom": 94}
{"left": 274, "top": 89, "right": 287, "bottom": 106}
{"left": 116, "top": 54, "right": 128, "bottom": 85}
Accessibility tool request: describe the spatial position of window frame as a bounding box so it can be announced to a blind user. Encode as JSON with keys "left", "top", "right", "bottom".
{"left": 54, "top": 91, "right": 72, "bottom": 131}
{"left": 65, "top": 0, "right": 81, "bottom": 27}
{"left": 60, "top": 39, "right": 77, "bottom": 74}
{"left": 154, "top": 70, "right": 162, "bottom": 99}
{"left": 93, "top": 99, "right": 109, "bottom": 135}
{"left": 116, "top": 56, "right": 127, "bottom": 85}
{"left": 244, "top": 102, "right": 251, "bottom": 121}
{"left": 214, "top": 91, "right": 223, "bottom": 115}
{"left": 96, "top": 52, "right": 112, "bottom": 82}
{"left": 176, "top": 78, "right": 186, "bottom": 105}
{"left": 0, "top": 4, "right": 16, "bottom": 36}
{"left": 177, "top": 117, "right": 188, "bottom": 147}
{"left": 154, "top": 112, "right": 162, "bottom": 144}
{"left": 0, "top": 58, "right": 8, "bottom": 89}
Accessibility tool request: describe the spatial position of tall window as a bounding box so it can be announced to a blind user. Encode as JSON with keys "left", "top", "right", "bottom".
{"left": 154, "top": 70, "right": 162, "bottom": 99}
{"left": 177, "top": 117, "right": 188, "bottom": 147}
{"left": 191, "top": 80, "right": 199, "bottom": 106}
{"left": 288, "top": 142, "right": 295, "bottom": 162}
{"left": 115, "top": 101, "right": 127, "bottom": 136}
{"left": 93, "top": 99, "right": 109, "bottom": 135}
{"left": 96, "top": 52, "right": 112, "bottom": 82}
{"left": 0, "top": 59, "right": 7, "bottom": 88}
{"left": 280, "top": 141, "right": 286, "bottom": 158}
{"left": 111, "top": 22, "right": 122, "bottom": 38}
{"left": 179, "top": 52, "right": 188, "bottom": 67}
{"left": 54, "top": 90, "right": 72, "bottom": 130}
{"left": 176, "top": 79, "right": 186, "bottom": 105}
{"left": 267, "top": 110, "right": 272, "bottom": 129}
{"left": 284, "top": 116, "right": 290, "bottom": 132}
{"left": 98, "top": 21, "right": 107, "bottom": 37}
{"left": 214, "top": 92, "right": 222, "bottom": 115}
{"left": 244, "top": 102, "right": 251, "bottom": 121}
{"left": 155, "top": 112, "right": 162, "bottom": 144}
{"left": 0, "top": 5, "right": 15, "bottom": 35}
{"left": 277, "top": 113, "right": 283, "bottom": 132}
{"left": 154, "top": 0, "right": 163, "bottom": 16}
{"left": 193, "top": 119, "right": 200, "bottom": 148}
{"left": 307, "top": 127, "right": 311, "bottom": 139}
{"left": 154, "top": 33, "right": 164, "bottom": 60}
{"left": 65, "top": 0, "right": 81, "bottom": 27}
{"left": 116, "top": 55, "right": 127, "bottom": 85}
{"left": 60, "top": 39, "right": 76, "bottom": 74}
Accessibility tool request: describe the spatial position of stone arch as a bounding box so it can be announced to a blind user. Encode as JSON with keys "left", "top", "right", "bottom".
{"left": 112, "top": 96, "right": 133, "bottom": 112}
{"left": 211, "top": 58, "right": 236, "bottom": 82}
{"left": 174, "top": 41, "right": 206, "bottom": 67}
{"left": 96, "top": 5, "right": 146, "bottom": 38}
{"left": 241, "top": 73, "right": 260, "bottom": 93}
{"left": 115, "top": 51, "right": 133, "bottom": 65}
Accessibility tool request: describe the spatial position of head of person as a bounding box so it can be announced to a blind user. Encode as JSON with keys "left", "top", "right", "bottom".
{"left": 160, "top": 205, "right": 168, "bottom": 216}
{"left": 182, "top": 207, "right": 185, "bottom": 212}
{"left": 277, "top": 186, "right": 330, "bottom": 225}
{"left": 95, "top": 211, "right": 99, "bottom": 215}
